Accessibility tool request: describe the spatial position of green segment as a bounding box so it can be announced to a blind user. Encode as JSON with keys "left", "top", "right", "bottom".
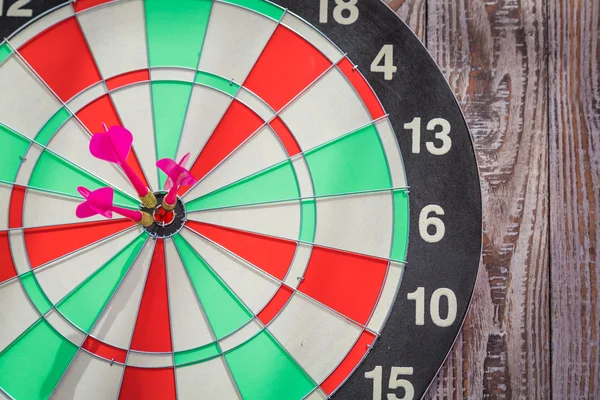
{"left": 195, "top": 71, "right": 239, "bottom": 96}
{"left": 0, "top": 123, "right": 30, "bottom": 182}
{"left": 151, "top": 81, "right": 194, "bottom": 189}
{"left": 21, "top": 272, "right": 52, "bottom": 314}
{"left": 220, "top": 0, "right": 285, "bottom": 20}
{"left": 35, "top": 107, "right": 70, "bottom": 146}
{"left": 145, "top": 0, "right": 212, "bottom": 188}
{"left": 174, "top": 342, "right": 221, "bottom": 366}
{"left": 391, "top": 190, "right": 409, "bottom": 262}
{"left": 0, "top": 43, "right": 12, "bottom": 65}
{"left": 0, "top": 319, "right": 78, "bottom": 400}
{"left": 29, "top": 151, "right": 137, "bottom": 207}
{"left": 225, "top": 330, "right": 315, "bottom": 400}
{"left": 173, "top": 235, "right": 252, "bottom": 339}
{"left": 56, "top": 235, "right": 146, "bottom": 332}
{"left": 186, "top": 161, "right": 299, "bottom": 212}
{"left": 305, "top": 125, "right": 391, "bottom": 196}
{"left": 299, "top": 199, "right": 316, "bottom": 243}
{"left": 145, "top": 0, "right": 212, "bottom": 68}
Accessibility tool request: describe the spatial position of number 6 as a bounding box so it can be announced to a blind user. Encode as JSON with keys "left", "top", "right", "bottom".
{"left": 419, "top": 205, "right": 445, "bottom": 243}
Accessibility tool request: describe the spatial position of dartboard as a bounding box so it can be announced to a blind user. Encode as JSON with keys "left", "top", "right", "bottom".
{"left": 0, "top": 0, "right": 482, "bottom": 399}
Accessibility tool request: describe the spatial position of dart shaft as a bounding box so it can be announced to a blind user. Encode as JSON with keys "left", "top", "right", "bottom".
{"left": 112, "top": 206, "right": 143, "bottom": 223}
{"left": 121, "top": 162, "right": 150, "bottom": 198}
{"left": 164, "top": 185, "right": 177, "bottom": 208}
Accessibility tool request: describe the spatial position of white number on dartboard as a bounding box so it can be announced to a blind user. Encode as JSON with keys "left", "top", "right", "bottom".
{"left": 404, "top": 117, "right": 452, "bottom": 155}
{"left": 407, "top": 287, "right": 458, "bottom": 327}
{"left": 319, "top": 0, "right": 359, "bottom": 25}
{"left": 419, "top": 204, "right": 445, "bottom": 243}
{"left": 0, "top": 0, "right": 33, "bottom": 17}
{"left": 370, "top": 45, "right": 397, "bottom": 81}
{"left": 365, "top": 365, "right": 414, "bottom": 400}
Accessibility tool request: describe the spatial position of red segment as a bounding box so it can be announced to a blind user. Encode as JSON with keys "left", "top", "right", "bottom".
{"left": 9, "top": 185, "right": 25, "bottom": 228}
{"left": 19, "top": 18, "right": 101, "bottom": 102}
{"left": 338, "top": 58, "right": 385, "bottom": 119}
{"left": 321, "top": 330, "right": 376, "bottom": 394}
{"left": 4, "top": 185, "right": 24, "bottom": 280}
{"left": 82, "top": 336, "right": 127, "bottom": 363}
{"left": 106, "top": 69, "right": 150, "bottom": 90}
{"left": 130, "top": 239, "right": 172, "bottom": 352}
{"left": 0, "top": 233, "right": 17, "bottom": 282}
{"left": 258, "top": 284, "right": 294, "bottom": 325}
{"left": 76, "top": 95, "right": 120, "bottom": 132}
{"left": 76, "top": 95, "right": 149, "bottom": 188}
{"left": 119, "top": 367, "right": 176, "bottom": 400}
{"left": 298, "top": 247, "right": 387, "bottom": 325}
{"left": 153, "top": 207, "right": 174, "bottom": 225}
{"left": 269, "top": 117, "right": 301, "bottom": 156}
{"left": 182, "top": 100, "right": 263, "bottom": 194}
{"left": 24, "top": 219, "right": 133, "bottom": 268}
{"left": 244, "top": 25, "right": 331, "bottom": 111}
{"left": 73, "top": 0, "right": 114, "bottom": 12}
{"left": 187, "top": 221, "right": 295, "bottom": 281}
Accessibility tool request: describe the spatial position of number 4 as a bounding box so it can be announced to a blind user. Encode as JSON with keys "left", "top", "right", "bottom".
{"left": 371, "top": 45, "right": 397, "bottom": 80}
{"left": 365, "top": 365, "right": 414, "bottom": 400}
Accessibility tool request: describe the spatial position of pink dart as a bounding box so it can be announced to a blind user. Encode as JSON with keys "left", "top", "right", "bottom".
{"left": 156, "top": 153, "right": 196, "bottom": 211}
{"left": 76, "top": 186, "right": 153, "bottom": 227}
{"left": 89, "top": 125, "right": 157, "bottom": 208}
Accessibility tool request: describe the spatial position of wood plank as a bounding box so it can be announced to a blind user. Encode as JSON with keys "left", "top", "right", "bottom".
{"left": 549, "top": 0, "right": 600, "bottom": 398}
{"left": 418, "top": 0, "right": 550, "bottom": 398}
{"left": 386, "top": 0, "right": 426, "bottom": 41}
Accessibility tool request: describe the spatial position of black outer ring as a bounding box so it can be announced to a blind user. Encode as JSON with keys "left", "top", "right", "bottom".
{"left": 269, "top": 1, "right": 482, "bottom": 398}
{"left": 1, "top": 2, "right": 482, "bottom": 399}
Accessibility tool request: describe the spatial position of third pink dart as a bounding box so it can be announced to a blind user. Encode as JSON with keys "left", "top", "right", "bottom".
{"left": 156, "top": 153, "right": 196, "bottom": 211}
{"left": 76, "top": 186, "right": 153, "bottom": 227}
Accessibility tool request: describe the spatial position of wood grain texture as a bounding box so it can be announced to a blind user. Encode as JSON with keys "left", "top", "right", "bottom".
{"left": 386, "top": 0, "right": 426, "bottom": 41}
{"left": 549, "top": 0, "right": 600, "bottom": 398}
{"left": 387, "top": 0, "right": 551, "bottom": 398}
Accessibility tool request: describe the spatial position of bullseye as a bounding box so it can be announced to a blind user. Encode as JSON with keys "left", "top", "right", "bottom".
{"left": 141, "top": 192, "right": 186, "bottom": 238}
{"left": 153, "top": 205, "right": 175, "bottom": 226}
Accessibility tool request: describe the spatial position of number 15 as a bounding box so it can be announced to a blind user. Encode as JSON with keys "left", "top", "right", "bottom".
{"left": 365, "top": 365, "right": 414, "bottom": 400}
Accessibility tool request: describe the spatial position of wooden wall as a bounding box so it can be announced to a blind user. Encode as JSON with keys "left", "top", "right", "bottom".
{"left": 384, "top": 0, "right": 599, "bottom": 398}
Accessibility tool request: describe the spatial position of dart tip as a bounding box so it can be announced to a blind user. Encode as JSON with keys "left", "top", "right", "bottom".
{"left": 140, "top": 191, "right": 157, "bottom": 208}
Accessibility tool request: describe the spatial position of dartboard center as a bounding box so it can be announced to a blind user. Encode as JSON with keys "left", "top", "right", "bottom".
{"left": 153, "top": 205, "right": 175, "bottom": 226}
{"left": 141, "top": 191, "right": 186, "bottom": 238}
